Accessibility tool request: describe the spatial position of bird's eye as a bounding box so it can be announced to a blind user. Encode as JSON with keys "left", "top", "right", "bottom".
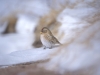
{"left": 41, "top": 27, "right": 48, "bottom": 33}
{"left": 43, "top": 29, "right": 47, "bottom": 33}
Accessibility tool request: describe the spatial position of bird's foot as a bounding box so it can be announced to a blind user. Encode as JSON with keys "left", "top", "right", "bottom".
{"left": 44, "top": 47, "right": 46, "bottom": 49}
{"left": 49, "top": 47, "right": 52, "bottom": 49}
{"left": 43, "top": 46, "right": 46, "bottom": 49}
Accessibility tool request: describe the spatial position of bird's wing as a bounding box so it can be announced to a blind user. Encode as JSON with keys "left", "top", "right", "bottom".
{"left": 47, "top": 33, "right": 61, "bottom": 44}
{"left": 52, "top": 36, "right": 61, "bottom": 44}
{"left": 44, "top": 33, "right": 61, "bottom": 45}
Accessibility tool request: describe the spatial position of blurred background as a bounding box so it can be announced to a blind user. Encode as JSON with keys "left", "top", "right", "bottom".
{"left": 0, "top": 0, "right": 67, "bottom": 54}
{"left": 0, "top": 0, "right": 100, "bottom": 75}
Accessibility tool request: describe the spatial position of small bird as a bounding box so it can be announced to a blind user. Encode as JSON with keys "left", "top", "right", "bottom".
{"left": 40, "top": 27, "right": 61, "bottom": 49}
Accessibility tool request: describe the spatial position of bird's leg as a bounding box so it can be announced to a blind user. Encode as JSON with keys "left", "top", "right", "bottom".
{"left": 49, "top": 46, "right": 52, "bottom": 49}
{"left": 43, "top": 45, "right": 46, "bottom": 49}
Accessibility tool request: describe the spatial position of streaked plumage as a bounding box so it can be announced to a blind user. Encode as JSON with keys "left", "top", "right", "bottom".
{"left": 40, "top": 27, "right": 61, "bottom": 49}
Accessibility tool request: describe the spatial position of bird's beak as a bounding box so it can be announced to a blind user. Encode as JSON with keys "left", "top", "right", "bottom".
{"left": 40, "top": 32, "right": 42, "bottom": 34}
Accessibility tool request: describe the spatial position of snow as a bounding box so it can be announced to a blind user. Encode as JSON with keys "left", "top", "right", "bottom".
{"left": 0, "top": 47, "right": 58, "bottom": 66}
{"left": 0, "top": 22, "right": 8, "bottom": 34}
{"left": 0, "top": 34, "right": 34, "bottom": 55}
{"left": 16, "top": 15, "right": 39, "bottom": 34}
{"left": 0, "top": 0, "right": 100, "bottom": 75}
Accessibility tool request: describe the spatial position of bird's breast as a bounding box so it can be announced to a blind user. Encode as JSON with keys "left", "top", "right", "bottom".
{"left": 40, "top": 34, "right": 52, "bottom": 47}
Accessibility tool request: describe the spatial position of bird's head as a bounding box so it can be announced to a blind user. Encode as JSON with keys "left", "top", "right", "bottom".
{"left": 40, "top": 27, "right": 51, "bottom": 34}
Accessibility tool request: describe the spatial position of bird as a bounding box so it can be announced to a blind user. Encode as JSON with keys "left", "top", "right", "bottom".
{"left": 40, "top": 27, "right": 61, "bottom": 49}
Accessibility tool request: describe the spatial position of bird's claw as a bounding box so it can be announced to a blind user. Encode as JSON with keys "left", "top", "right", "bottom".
{"left": 49, "top": 47, "right": 52, "bottom": 49}
{"left": 43, "top": 46, "right": 46, "bottom": 49}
